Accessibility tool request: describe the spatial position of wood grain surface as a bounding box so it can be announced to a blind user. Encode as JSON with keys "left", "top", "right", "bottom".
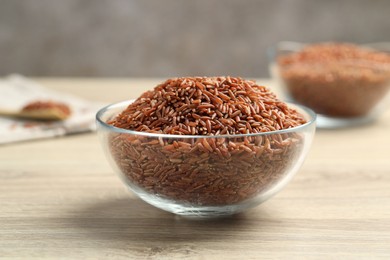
{"left": 1, "top": 78, "right": 389, "bottom": 259}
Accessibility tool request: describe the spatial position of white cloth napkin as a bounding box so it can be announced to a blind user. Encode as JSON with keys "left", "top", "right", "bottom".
{"left": 0, "top": 75, "right": 103, "bottom": 144}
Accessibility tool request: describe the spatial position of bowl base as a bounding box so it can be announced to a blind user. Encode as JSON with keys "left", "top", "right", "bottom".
{"left": 316, "top": 113, "right": 376, "bottom": 129}
{"left": 137, "top": 191, "right": 262, "bottom": 218}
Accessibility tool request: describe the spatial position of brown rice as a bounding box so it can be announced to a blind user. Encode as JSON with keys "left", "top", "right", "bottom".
{"left": 108, "top": 77, "right": 307, "bottom": 206}
{"left": 277, "top": 43, "right": 390, "bottom": 117}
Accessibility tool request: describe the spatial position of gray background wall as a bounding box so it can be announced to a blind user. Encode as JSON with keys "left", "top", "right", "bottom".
{"left": 0, "top": 0, "right": 389, "bottom": 78}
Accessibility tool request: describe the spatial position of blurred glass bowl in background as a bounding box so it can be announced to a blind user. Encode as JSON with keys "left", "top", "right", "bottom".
{"left": 96, "top": 100, "right": 316, "bottom": 218}
{"left": 269, "top": 42, "right": 390, "bottom": 129}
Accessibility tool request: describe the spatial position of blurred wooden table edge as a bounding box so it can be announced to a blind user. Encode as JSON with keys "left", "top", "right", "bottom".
{"left": 33, "top": 77, "right": 277, "bottom": 102}
{"left": 0, "top": 78, "right": 389, "bottom": 258}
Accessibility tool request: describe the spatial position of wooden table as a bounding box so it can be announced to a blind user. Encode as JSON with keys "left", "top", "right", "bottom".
{"left": 1, "top": 78, "right": 389, "bottom": 259}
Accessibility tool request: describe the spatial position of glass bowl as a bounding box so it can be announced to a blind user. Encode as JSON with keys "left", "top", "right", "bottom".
{"left": 269, "top": 41, "right": 390, "bottom": 129}
{"left": 96, "top": 100, "right": 316, "bottom": 217}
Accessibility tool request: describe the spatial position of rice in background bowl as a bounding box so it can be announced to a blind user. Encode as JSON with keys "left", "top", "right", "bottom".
{"left": 271, "top": 42, "right": 390, "bottom": 128}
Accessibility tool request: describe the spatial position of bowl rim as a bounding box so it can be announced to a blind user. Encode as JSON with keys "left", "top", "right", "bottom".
{"left": 267, "top": 41, "right": 390, "bottom": 61}
{"left": 96, "top": 100, "right": 316, "bottom": 139}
